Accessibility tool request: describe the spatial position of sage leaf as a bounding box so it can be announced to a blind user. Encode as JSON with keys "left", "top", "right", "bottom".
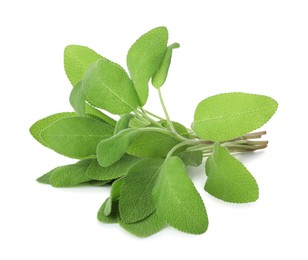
{"left": 119, "top": 159, "right": 163, "bottom": 224}
{"left": 64, "top": 45, "right": 102, "bottom": 86}
{"left": 30, "top": 112, "right": 76, "bottom": 147}
{"left": 153, "top": 157, "right": 208, "bottom": 234}
{"left": 86, "top": 180, "right": 110, "bottom": 186}
{"left": 127, "top": 27, "right": 168, "bottom": 105}
{"left": 194, "top": 92, "right": 278, "bottom": 141}
{"left": 97, "top": 129, "right": 140, "bottom": 167}
{"left": 127, "top": 131, "right": 180, "bottom": 158}
{"left": 205, "top": 143, "right": 259, "bottom": 203}
{"left": 104, "top": 178, "right": 124, "bottom": 216}
{"left": 177, "top": 151, "right": 203, "bottom": 167}
{"left": 82, "top": 58, "right": 139, "bottom": 115}
{"left": 70, "top": 81, "right": 86, "bottom": 116}
{"left": 114, "top": 114, "right": 134, "bottom": 134}
{"left": 119, "top": 211, "right": 165, "bottom": 238}
{"left": 36, "top": 171, "right": 53, "bottom": 184}
{"left": 160, "top": 120, "right": 189, "bottom": 137}
{"left": 97, "top": 199, "right": 119, "bottom": 224}
{"left": 85, "top": 104, "right": 116, "bottom": 127}
{"left": 86, "top": 155, "right": 142, "bottom": 181}
{"left": 152, "top": 43, "right": 180, "bottom": 89}
{"left": 41, "top": 117, "right": 113, "bottom": 158}
{"left": 49, "top": 159, "right": 93, "bottom": 187}
{"left": 129, "top": 117, "right": 151, "bottom": 128}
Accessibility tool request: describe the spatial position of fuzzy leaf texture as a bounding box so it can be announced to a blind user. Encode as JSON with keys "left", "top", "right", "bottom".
{"left": 119, "top": 211, "right": 165, "bottom": 237}
{"left": 97, "top": 200, "right": 119, "bottom": 224}
{"left": 48, "top": 160, "right": 93, "bottom": 187}
{"left": 70, "top": 81, "right": 86, "bottom": 116}
{"left": 64, "top": 45, "right": 102, "bottom": 86}
{"left": 40, "top": 117, "right": 113, "bottom": 158}
{"left": 127, "top": 26, "right": 168, "bottom": 105}
{"left": 97, "top": 128, "right": 140, "bottom": 167}
{"left": 114, "top": 114, "right": 134, "bottom": 134}
{"left": 86, "top": 155, "right": 142, "bottom": 181}
{"left": 194, "top": 92, "right": 278, "bottom": 141}
{"left": 82, "top": 58, "right": 139, "bottom": 115}
{"left": 153, "top": 157, "right": 209, "bottom": 234}
{"left": 104, "top": 178, "right": 124, "bottom": 216}
{"left": 126, "top": 131, "right": 180, "bottom": 158}
{"left": 30, "top": 112, "right": 76, "bottom": 147}
{"left": 119, "top": 159, "right": 163, "bottom": 223}
{"left": 205, "top": 143, "right": 259, "bottom": 203}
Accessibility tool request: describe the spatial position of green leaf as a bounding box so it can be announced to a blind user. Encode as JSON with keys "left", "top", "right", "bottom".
{"left": 205, "top": 143, "right": 259, "bottom": 203}
{"left": 114, "top": 114, "right": 134, "bottom": 134}
{"left": 119, "top": 211, "right": 165, "bottom": 237}
{"left": 36, "top": 171, "right": 53, "bottom": 184}
{"left": 85, "top": 180, "right": 110, "bottom": 186}
{"left": 97, "top": 199, "right": 119, "bottom": 224}
{"left": 129, "top": 117, "right": 151, "bottom": 128}
{"left": 82, "top": 58, "right": 139, "bottom": 115}
{"left": 127, "top": 131, "right": 180, "bottom": 158}
{"left": 86, "top": 155, "right": 142, "bottom": 181}
{"left": 194, "top": 92, "right": 278, "bottom": 141}
{"left": 97, "top": 128, "right": 140, "bottom": 167}
{"left": 160, "top": 120, "right": 189, "bottom": 137}
{"left": 64, "top": 45, "right": 102, "bottom": 86}
{"left": 152, "top": 43, "right": 180, "bottom": 89}
{"left": 85, "top": 104, "right": 116, "bottom": 127}
{"left": 30, "top": 112, "right": 76, "bottom": 147}
{"left": 119, "top": 159, "right": 163, "bottom": 223}
{"left": 176, "top": 151, "right": 203, "bottom": 167}
{"left": 104, "top": 178, "right": 124, "bottom": 216}
{"left": 70, "top": 81, "right": 86, "bottom": 116}
{"left": 153, "top": 157, "right": 208, "bottom": 234}
{"left": 41, "top": 117, "right": 113, "bottom": 158}
{"left": 127, "top": 27, "right": 168, "bottom": 105}
{"left": 49, "top": 159, "right": 93, "bottom": 187}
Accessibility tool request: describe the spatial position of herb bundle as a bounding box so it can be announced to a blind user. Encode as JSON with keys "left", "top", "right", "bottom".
{"left": 30, "top": 27, "right": 278, "bottom": 237}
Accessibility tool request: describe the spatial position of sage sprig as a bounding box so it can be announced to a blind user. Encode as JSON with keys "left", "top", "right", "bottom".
{"left": 30, "top": 26, "right": 278, "bottom": 237}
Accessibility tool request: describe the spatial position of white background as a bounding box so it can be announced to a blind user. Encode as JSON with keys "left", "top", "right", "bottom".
{"left": 1, "top": 0, "right": 308, "bottom": 259}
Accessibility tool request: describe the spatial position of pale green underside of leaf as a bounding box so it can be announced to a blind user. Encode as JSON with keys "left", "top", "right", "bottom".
{"left": 97, "top": 128, "right": 140, "bottom": 167}
{"left": 127, "top": 131, "right": 180, "bottom": 158}
{"left": 153, "top": 157, "right": 208, "bottom": 234}
{"left": 205, "top": 143, "right": 259, "bottom": 203}
{"left": 152, "top": 43, "right": 180, "bottom": 89}
{"left": 119, "top": 159, "right": 163, "bottom": 224}
{"left": 64, "top": 45, "right": 102, "bottom": 86}
{"left": 30, "top": 112, "right": 77, "bottom": 147}
{"left": 104, "top": 178, "right": 124, "bottom": 216}
{"left": 97, "top": 199, "right": 119, "bottom": 224}
{"left": 127, "top": 26, "right": 168, "bottom": 105}
{"left": 83, "top": 59, "right": 139, "bottom": 115}
{"left": 194, "top": 92, "right": 278, "bottom": 141}
{"left": 86, "top": 155, "right": 142, "bottom": 181}
{"left": 114, "top": 114, "right": 134, "bottom": 134}
{"left": 119, "top": 211, "right": 166, "bottom": 237}
{"left": 41, "top": 117, "right": 113, "bottom": 159}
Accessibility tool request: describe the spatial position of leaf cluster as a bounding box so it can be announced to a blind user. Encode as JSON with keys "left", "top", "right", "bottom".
{"left": 30, "top": 27, "right": 278, "bottom": 237}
